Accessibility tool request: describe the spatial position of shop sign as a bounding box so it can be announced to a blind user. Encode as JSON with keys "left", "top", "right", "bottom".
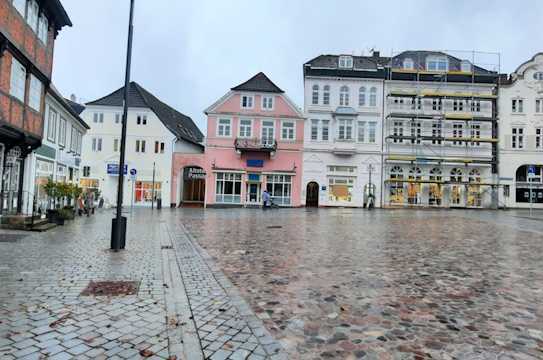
{"left": 248, "top": 173, "right": 260, "bottom": 182}
{"left": 184, "top": 167, "right": 206, "bottom": 180}
{"left": 107, "top": 163, "right": 127, "bottom": 176}
{"left": 247, "top": 159, "right": 264, "bottom": 167}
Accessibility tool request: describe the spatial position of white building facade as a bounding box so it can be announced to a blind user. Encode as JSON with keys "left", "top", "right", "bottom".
{"left": 21, "top": 89, "right": 88, "bottom": 215}
{"left": 80, "top": 82, "right": 203, "bottom": 208}
{"left": 302, "top": 54, "right": 386, "bottom": 207}
{"left": 383, "top": 51, "right": 499, "bottom": 208}
{"left": 498, "top": 53, "right": 543, "bottom": 208}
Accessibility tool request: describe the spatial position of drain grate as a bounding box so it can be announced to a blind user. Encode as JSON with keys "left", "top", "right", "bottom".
{"left": 0, "top": 234, "right": 26, "bottom": 243}
{"left": 266, "top": 225, "right": 282, "bottom": 229}
{"left": 80, "top": 280, "right": 140, "bottom": 296}
{"left": 161, "top": 245, "right": 173, "bottom": 249}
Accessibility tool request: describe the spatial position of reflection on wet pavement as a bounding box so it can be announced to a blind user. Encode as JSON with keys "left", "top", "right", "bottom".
{"left": 173, "top": 209, "right": 543, "bottom": 359}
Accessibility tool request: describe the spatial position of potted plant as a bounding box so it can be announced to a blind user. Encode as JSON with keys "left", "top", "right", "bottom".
{"left": 44, "top": 179, "right": 59, "bottom": 222}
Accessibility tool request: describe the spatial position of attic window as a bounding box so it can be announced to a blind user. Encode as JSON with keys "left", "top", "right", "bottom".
{"left": 339, "top": 56, "right": 353, "bottom": 69}
{"left": 403, "top": 58, "right": 414, "bottom": 70}
{"left": 426, "top": 56, "right": 448, "bottom": 72}
{"left": 460, "top": 60, "right": 472, "bottom": 73}
{"left": 534, "top": 72, "right": 543, "bottom": 80}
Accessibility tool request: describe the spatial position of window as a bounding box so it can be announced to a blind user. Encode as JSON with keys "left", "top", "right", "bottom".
{"left": 369, "top": 87, "right": 377, "bottom": 107}
{"left": 407, "top": 167, "right": 422, "bottom": 205}
{"left": 113, "top": 138, "right": 119, "bottom": 152}
{"left": 266, "top": 175, "right": 292, "bottom": 205}
{"left": 470, "top": 123, "right": 481, "bottom": 146}
{"left": 429, "top": 168, "right": 443, "bottom": 206}
{"left": 77, "top": 131, "right": 83, "bottom": 154}
{"left": 537, "top": 128, "right": 543, "bottom": 149}
{"left": 83, "top": 166, "right": 91, "bottom": 177}
{"left": 321, "top": 120, "right": 329, "bottom": 141}
{"left": 261, "top": 120, "right": 274, "bottom": 145}
{"left": 28, "top": 74, "right": 42, "bottom": 111}
{"left": 58, "top": 117, "right": 66, "bottom": 146}
{"left": 154, "top": 141, "right": 165, "bottom": 154}
{"left": 329, "top": 177, "right": 354, "bottom": 203}
{"left": 533, "top": 72, "right": 543, "bottom": 80}
{"left": 368, "top": 122, "right": 376, "bottom": 143}
{"left": 239, "top": 119, "right": 252, "bottom": 138}
{"left": 92, "top": 138, "right": 102, "bottom": 152}
{"left": 47, "top": 108, "right": 57, "bottom": 142}
{"left": 281, "top": 121, "right": 295, "bottom": 140}
{"left": 10, "top": 57, "right": 26, "bottom": 102}
{"left": 323, "top": 85, "right": 330, "bottom": 105}
{"left": 512, "top": 127, "right": 524, "bottom": 149}
{"left": 393, "top": 121, "right": 404, "bottom": 143}
{"left": 135, "top": 140, "right": 146, "bottom": 153}
{"left": 311, "top": 85, "right": 319, "bottom": 105}
{"left": 262, "top": 96, "right": 274, "bottom": 110}
{"left": 135, "top": 181, "right": 162, "bottom": 203}
{"left": 93, "top": 113, "right": 104, "bottom": 123}
{"left": 389, "top": 166, "right": 404, "bottom": 204}
{"left": 432, "top": 99, "right": 442, "bottom": 111}
{"left": 215, "top": 172, "right": 242, "bottom": 203}
{"left": 512, "top": 99, "right": 524, "bottom": 113}
{"left": 241, "top": 95, "right": 254, "bottom": 109}
{"left": 432, "top": 122, "right": 442, "bottom": 144}
{"left": 453, "top": 100, "right": 464, "bottom": 112}
{"left": 337, "top": 119, "right": 353, "bottom": 140}
{"left": 460, "top": 60, "right": 472, "bottom": 72}
{"left": 38, "top": 13, "right": 48, "bottom": 44}
{"left": 358, "top": 87, "right": 366, "bottom": 106}
{"left": 410, "top": 121, "right": 421, "bottom": 144}
{"left": 450, "top": 168, "right": 463, "bottom": 205}
{"left": 339, "top": 86, "right": 349, "bottom": 106}
{"left": 70, "top": 125, "right": 77, "bottom": 152}
{"left": 217, "top": 118, "right": 231, "bottom": 137}
{"left": 137, "top": 114, "right": 147, "bottom": 125}
{"left": 13, "top": 0, "right": 26, "bottom": 16}
{"left": 328, "top": 166, "right": 356, "bottom": 173}
{"left": 403, "top": 58, "right": 414, "bottom": 70}
{"left": 26, "top": 0, "right": 38, "bottom": 32}
{"left": 311, "top": 119, "right": 319, "bottom": 141}
{"left": 357, "top": 121, "right": 365, "bottom": 142}
{"left": 471, "top": 100, "right": 481, "bottom": 112}
{"left": 452, "top": 124, "right": 463, "bottom": 145}
{"left": 426, "top": 56, "right": 448, "bottom": 71}
{"left": 339, "top": 56, "right": 353, "bottom": 69}
{"left": 115, "top": 113, "right": 121, "bottom": 124}
{"left": 536, "top": 99, "right": 542, "bottom": 113}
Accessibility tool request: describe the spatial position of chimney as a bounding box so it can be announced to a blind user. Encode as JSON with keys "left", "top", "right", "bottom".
{"left": 70, "top": 94, "right": 77, "bottom": 102}
{"left": 372, "top": 51, "right": 380, "bottom": 58}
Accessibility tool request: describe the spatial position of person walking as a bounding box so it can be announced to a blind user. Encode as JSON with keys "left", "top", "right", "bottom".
{"left": 262, "top": 189, "right": 271, "bottom": 210}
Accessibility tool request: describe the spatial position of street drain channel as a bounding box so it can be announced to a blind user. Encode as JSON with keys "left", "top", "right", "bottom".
{"left": 266, "top": 225, "right": 282, "bottom": 229}
{"left": 0, "top": 234, "right": 27, "bottom": 243}
{"left": 80, "top": 280, "right": 140, "bottom": 296}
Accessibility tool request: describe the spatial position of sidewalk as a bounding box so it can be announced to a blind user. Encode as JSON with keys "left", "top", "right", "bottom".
{"left": 0, "top": 209, "right": 285, "bottom": 360}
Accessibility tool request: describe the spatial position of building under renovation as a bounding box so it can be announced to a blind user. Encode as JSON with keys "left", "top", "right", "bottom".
{"left": 382, "top": 50, "right": 500, "bottom": 208}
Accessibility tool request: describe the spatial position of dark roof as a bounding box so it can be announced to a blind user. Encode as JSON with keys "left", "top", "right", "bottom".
{"left": 64, "top": 98, "right": 86, "bottom": 115}
{"left": 86, "top": 82, "right": 203, "bottom": 146}
{"left": 231, "top": 72, "right": 284, "bottom": 93}
{"left": 42, "top": 0, "right": 73, "bottom": 31}
{"left": 304, "top": 54, "right": 388, "bottom": 79}
{"left": 391, "top": 50, "right": 496, "bottom": 75}
{"left": 47, "top": 85, "right": 90, "bottom": 130}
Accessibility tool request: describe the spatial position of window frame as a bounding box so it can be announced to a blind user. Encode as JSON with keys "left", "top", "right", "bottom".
{"left": 28, "top": 74, "right": 42, "bottom": 111}
{"left": 37, "top": 12, "right": 48, "bottom": 44}
{"left": 12, "top": 0, "right": 26, "bottom": 17}
{"left": 369, "top": 87, "right": 377, "bottom": 107}
{"left": 26, "top": 0, "right": 39, "bottom": 32}
{"left": 339, "top": 86, "right": 350, "bottom": 106}
{"left": 261, "top": 119, "right": 275, "bottom": 145}
{"left": 261, "top": 95, "right": 274, "bottom": 111}
{"left": 217, "top": 118, "right": 232, "bottom": 137}
{"left": 280, "top": 120, "right": 296, "bottom": 141}
{"left": 9, "top": 57, "right": 26, "bottom": 102}
{"left": 403, "top": 58, "right": 414, "bottom": 70}
{"left": 238, "top": 118, "right": 253, "bottom": 138}
{"left": 215, "top": 172, "right": 242, "bottom": 204}
{"left": 323, "top": 85, "right": 330, "bottom": 105}
{"left": 240, "top": 95, "right": 254, "bottom": 109}
{"left": 337, "top": 118, "right": 353, "bottom": 141}
{"left": 338, "top": 55, "right": 353, "bottom": 69}
{"left": 47, "top": 108, "right": 57, "bottom": 143}
{"left": 58, "top": 117, "right": 67, "bottom": 147}
{"left": 358, "top": 86, "right": 366, "bottom": 107}
{"left": 426, "top": 56, "right": 448, "bottom": 72}
{"left": 311, "top": 85, "right": 319, "bottom": 105}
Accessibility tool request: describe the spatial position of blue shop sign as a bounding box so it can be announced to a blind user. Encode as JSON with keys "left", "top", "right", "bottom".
{"left": 248, "top": 173, "right": 260, "bottom": 182}
{"left": 247, "top": 159, "right": 264, "bottom": 167}
{"left": 107, "top": 164, "right": 128, "bottom": 176}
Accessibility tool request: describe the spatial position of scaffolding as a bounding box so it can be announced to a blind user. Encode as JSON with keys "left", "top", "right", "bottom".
{"left": 383, "top": 49, "right": 501, "bottom": 208}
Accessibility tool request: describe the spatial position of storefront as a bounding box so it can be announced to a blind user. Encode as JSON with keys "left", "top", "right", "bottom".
{"left": 182, "top": 166, "right": 205, "bottom": 203}
{"left": 215, "top": 172, "right": 242, "bottom": 204}
{"left": 135, "top": 181, "right": 162, "bottom": 203}
{"left": 34, "top": 159, "right": 54, "bottom": 213}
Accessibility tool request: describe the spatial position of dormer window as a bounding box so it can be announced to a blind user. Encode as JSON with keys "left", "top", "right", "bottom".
{"left": 460, "top": 60, "right": 472, "bottom": 73}
{"left": 339, "top": 56, "right": 353, "bottom": 69}
{"left": 241, "top": 95, "right": 254, "bottom": 109}
{"left": 403, "top": 58, "right": 414, "bottom": 70}
{"left": 426, "top": 56, "right": 448, "bottom": 72}
{"left": 534, "top": 72, "right": 543, "bottom": 80}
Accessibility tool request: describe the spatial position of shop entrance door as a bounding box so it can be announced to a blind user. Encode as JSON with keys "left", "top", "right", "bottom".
{"left": 306, "top": 182, "right": 319, "bottom": 207}
{"left": 247, "top": 183, "right": 261, "bottom": 204}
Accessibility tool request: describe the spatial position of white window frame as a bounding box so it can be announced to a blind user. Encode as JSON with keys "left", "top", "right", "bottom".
{"left": 536, "top": 99, "right": 542, "bottom": 114}
{"left": 10, "top": 57, "right": 26, "bottom": 102}
{"left": 512, "top": 98, "right": 524, "bottom": 113}
{"left": 403, "top": 58, "right": 414, "bottom": 70}
{"left": 261, "top": 95, "right": 274, "bottom": 111}
{"left": 281, "top": 120, "right": 295, "bottom": 141}
{"left": 358, "top": 86, "right": 366, "bottom": 107}
{"left": 58, "top": 117, "right": 66, "bottom": 147}
{"left": 311, "top": 85, "right": 319, "bottom": 105}
{"left": 426, "top": 56, "right": 448, "bottom": 72}
{"left": 238, "top": 118, "right": 253, "bottom": 138}
{"left": 339, "top": 86, "right": 350, "bottom": 106}
{"left": 337, "top": 119, "right": 353, "bottom": 141}
{"left": 369, "top": 87, "right": 377, "bottom": 107}
{"left": 339, "top": 55, "right": 353, "bottom": 69}
{"left": 311, "top": 119, "right": 319, "bottom": 141}
{"left": 70, "top": 125, "right": 77, "bottom": 152}
{"left": 357, "top": 121, "right": 366, "bottom": 142}
{"left": 115, "top": 113, "right": 121, "bottom": 124}
{"left": 240, "top": 95, "right": 254, "bottom": 109}
{"left": 512, "top": 127, "right": 524, "bottom": 149}
{"left": 323, "top": 85, "right": 330, "bottom": 105}
{"left": 113, "top": 138, "right": 119, "bottom": 152}
{"left": 38, "top": 13, "right": 48, "bottom": 44}
{"left": 321, "top": 120, "right": 330, "bottom": 141}
{"left": 215, "top": 172, "right": 242, "bottom": 204}
{"left": 28, "top": 74, "right": 42, "bottom": 111}
{"left": 47, "top": 108, "right": 57, "bottom": 143}
{"left": 536, "top": 128, "right": 543, "bottom": 149}
{"left": 136, "top": 114, "right": 147, "bottom": 125}
{"left": 217, "top": 118, "right": 232, "bottom": 137}
{"left": 26, "top": 0, "right": 39, "bottom": 32}
{"left": 368, "top": 121, "right": 377, "bottom": 143}
{"left": 92, "top": 137, "right": 102, "bottom": 152}
{"left": 266, "top": 174, "right": 292, "bottom": 206}
{"left": 261, "top": 120, "right": 275, "bottom": 145}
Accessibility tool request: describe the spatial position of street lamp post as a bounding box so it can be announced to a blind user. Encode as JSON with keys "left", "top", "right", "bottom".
{"left": 111, "top": 0, "right": 135, "bottom": 251}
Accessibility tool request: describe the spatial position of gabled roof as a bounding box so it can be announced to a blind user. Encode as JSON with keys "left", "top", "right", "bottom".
{"left": 64, "top": 98, "right": 86, "bottom": 115}
{"left": 43, "top": 0, "right": 72, "bottom": 31}
{"left": 231, "top": 72, "right": 284, "bottom": 93}
{"left": 47, "top": 85, "right": 90, "bottom": 130}
{"left": 86, "top": 82, "right": 203, "bottom": 146}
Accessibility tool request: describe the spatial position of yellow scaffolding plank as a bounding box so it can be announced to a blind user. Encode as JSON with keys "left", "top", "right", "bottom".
{"left": 386, "top": 156, "right": 479, "bottom": 164}
{"left": 444, "top": 113, "right": 473, "bottom": 120}
{"left": 386, "top": 155, "right": 417, "bottom": 161}
{"left": 420, "top": 91, "right": 497, "bottom": 100}
{"left": 384, "top": 179, "right": 445, "bottom": 184}
{"left": 443, "top": 137, "right": 498, "bottom": 143}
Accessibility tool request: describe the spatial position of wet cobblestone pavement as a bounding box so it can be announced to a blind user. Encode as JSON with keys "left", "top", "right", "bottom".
{"left": 178, "top": 208, "right": 543, "bottom": 360}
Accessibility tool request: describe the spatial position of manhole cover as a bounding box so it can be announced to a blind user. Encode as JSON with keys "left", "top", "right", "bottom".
{"left": 80, "top": 281, "right": 140, "bottom": 296}
{"left": 0, "top": 234, "right": 26, "bottom": 243}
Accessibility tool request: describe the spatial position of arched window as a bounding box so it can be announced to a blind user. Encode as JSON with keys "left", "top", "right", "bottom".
{"left": 358, "top": 86, "right": 366, "bottom": 106}
{"left": 323, "top": 85, "right": 330, "bottom": 105}
{"left": 469, "top": 169, "right": 481, "bottom": 183}
{"left": 409, "top": 167, "right": 422, "bottom": 180}
{"left": 429, "top": 168, "right": 442, "bottom": 181}
{"left": 369, "top": 87, "right": 377, "bottom": 107}
{"left": 403, "top": 58, "right": 414, "bottom": 70}
{"left": 390, "top": 166, "right": 403, "bottom": 179}
{"left": 339, "top": 86, "right": 350, "bottom": 106}
{"left": 311, "top": 85, "right": 319, "bottom": 105}
{"left": 450, "top": 168, "right": 463, "bottom": 182}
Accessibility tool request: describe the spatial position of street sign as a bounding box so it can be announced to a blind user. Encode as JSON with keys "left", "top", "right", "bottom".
{"left": 130, "top": 168, "right": 137, "bottom": 176}
{"left": 107, "top": 164, "right": 127, "bottom": 176}
{"left": 528, "top": 165, "right": 536, "bottom": 178}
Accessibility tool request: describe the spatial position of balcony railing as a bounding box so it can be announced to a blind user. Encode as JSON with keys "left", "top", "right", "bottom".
{"left": 234, "top": 138, "right": 277, "bottom": 153}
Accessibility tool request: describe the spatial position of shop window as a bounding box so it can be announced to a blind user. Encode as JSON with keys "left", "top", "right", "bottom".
{"left": 135, "top": 181, "right": 161, "bottom": 203}
{"left": 467, "top": 169, "right": 482, "bottom": 207}
{"left": 429, "top": 168, "right": 442, "bottom": 206}
{"left": 328, "top": 177, "right": 353, "bottom": 203}
{"left": 266, "top": 175, "right": 292, "bottom": 205}
{"left": 450, "top": 168, "right": 463, "bottom": 205}
{"left": 215, "top": 172, "right": 242, "bottom": 203}
{"left": 407, "top": 167, "right": 422, "bottom": 204}
{"left": 389, "top": 166, "right": 404, "bottom": 204}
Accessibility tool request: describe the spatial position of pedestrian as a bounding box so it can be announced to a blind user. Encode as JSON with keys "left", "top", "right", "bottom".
{"left": 84, "top": 190, "right": 94, "bottom": 217}
{"left": 262, "top": 189, "right": 271, "bottom": 210}
{"left": 77, "top": 194, "right": 85, "bottom": 216}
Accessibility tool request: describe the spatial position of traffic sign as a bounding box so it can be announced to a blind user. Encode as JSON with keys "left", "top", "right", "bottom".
{"left": 130, "top": 168, "right": 137, "bottom": 176}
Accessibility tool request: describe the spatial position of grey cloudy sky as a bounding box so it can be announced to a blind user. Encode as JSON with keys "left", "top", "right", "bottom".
{"left": 52, "top": 0, "right": 542, "bottom": 134}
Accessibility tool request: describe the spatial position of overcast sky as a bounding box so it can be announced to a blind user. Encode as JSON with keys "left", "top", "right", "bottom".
{"left": 52, "top": 0, "right": 542, "bottom": 134}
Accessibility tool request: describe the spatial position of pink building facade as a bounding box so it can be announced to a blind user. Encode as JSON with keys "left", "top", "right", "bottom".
{"left": 203, "top": 73, "right": 305, "bottom": 207}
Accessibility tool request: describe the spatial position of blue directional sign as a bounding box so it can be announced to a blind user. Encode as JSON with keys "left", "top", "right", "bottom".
{"left": 528, "top": 165, "right": 536, "bottom": 178}
{"left": 130, "top": 168, "right": 137, "bottom": 176}
{"left": 107, "top": 164, "right": 127, "bottom": 176}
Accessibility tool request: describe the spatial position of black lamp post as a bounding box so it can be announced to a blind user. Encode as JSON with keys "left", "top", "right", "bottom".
{"left": 111, "top": 0, "right": 135, "bottom": 251}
